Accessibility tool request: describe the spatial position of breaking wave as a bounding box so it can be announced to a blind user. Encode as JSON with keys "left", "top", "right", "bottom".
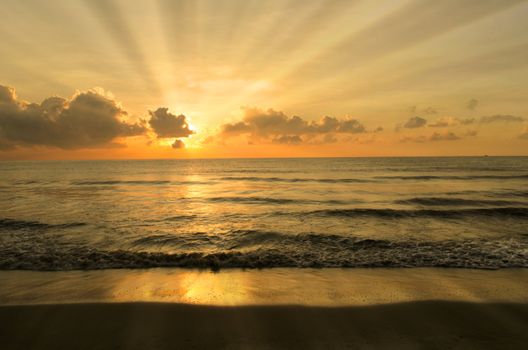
{"left": 207, "top": 197, "right": 353, "bottom": 205}
{"left": 1, "top": 232, "right": 526, "bottom": 270}
{"left": 72, "top": 180, "right": 211, "bottom": 186}
{"left": 395, "top": 197, "right": 523, "bottom": 207}
{"left": 218, "top": 176, "right": 373, "bottom": 183}
{"left": 375, "top": 174, "right": 528, "bottom": 180}
{"left": 308, "top": 207, "right": 528, "bottom": 219}
{"left": 0, "top": 218, "right": 86, "bottom": 230}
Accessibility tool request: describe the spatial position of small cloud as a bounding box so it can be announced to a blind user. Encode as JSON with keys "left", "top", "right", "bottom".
{"left": 467, "top": 98, "right": 479, "bottom": 110}
{"left": 430, "top": 131, "right": 460, "bottom": 141}
{"left": 519, "top": 127, "right": 528, "bottom": 140}
{"left": 149, "top": 108, "right": 194, "bottom": 138}
{"left": 465, "top": 130, "right": 478, "bottom": 137}
{"left": 423, "top": 107, "right": 437, "bottom": 115}
{"left": 429, "top": 117, "right": 475, "bottom": 128}
{"left": 400, "top": 131, "right": 460, "bottom": 143}
{"left": 480, "top": 115, "right": 525, "bottom": 123}
{"left": 399, "top": 135, "right": 427, "bottom": 143}
{"left": 272, "top": 135, "right": 303, "bottom": 144}
{"left": 429, "top": 117, "right": 456, "bottom": 128}
{"left": 171, "top": 139, "right": 185, "bottom": 149}
{"left": 403, "top": 116, "right": 427, "bottom": 129}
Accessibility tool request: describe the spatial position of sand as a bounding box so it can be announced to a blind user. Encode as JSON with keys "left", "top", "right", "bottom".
{"left": 1, "top": 301, "right": 527, "bottom": 349}
{"left": 1, "top": 268, "right": 528, "bottom": 349}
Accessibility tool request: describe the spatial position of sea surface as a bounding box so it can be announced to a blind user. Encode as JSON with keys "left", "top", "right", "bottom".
{"left": 0, "top": 157, "right": 527, "bottom": 270}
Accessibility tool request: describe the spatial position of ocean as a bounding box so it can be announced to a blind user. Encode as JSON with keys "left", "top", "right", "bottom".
{"left": 1, "top": 157, "right": 527, "bottom": 270}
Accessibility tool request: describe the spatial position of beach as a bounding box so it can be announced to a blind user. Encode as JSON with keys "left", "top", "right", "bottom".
{"left": 1, "top": 268, "right": 528, "bottom": 349}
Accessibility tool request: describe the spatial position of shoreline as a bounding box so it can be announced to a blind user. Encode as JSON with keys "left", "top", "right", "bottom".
{"left": 2, "top": 268, "right": 528, "bottom": 349}
{"left": 1, "top": 267, "right": 528, "bottom": 306}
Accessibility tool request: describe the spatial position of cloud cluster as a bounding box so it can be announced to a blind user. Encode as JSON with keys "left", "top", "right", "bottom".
{"left": 403, "top": 116, "right": 427, "bottom": 129}
{"left": 147, "top": 108, "right": 194, "bottom": 150}
{"left": 399, "top": 113, "right": 525, "bottom": 132}
{"left": 221, "top": 107, "right": 367, "bottom": 144}
{"left": 0, "top": 85, "right": 145, "bottom": 150}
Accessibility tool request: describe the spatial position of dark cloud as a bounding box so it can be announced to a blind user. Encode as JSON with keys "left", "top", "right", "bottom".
{"left": 0, "top": 85, "right": 145, "bottom": 150}
{"left": 148, "top": 108, "right": 194, "bottom": 138}
{"left": 479, "top": 115, "right": 525, "bottom": 123}
{"left": 430, "top": 131, "right": 460, "bottom": 141}
{"left": 400, "top": 131, "right": 461, "bottom": 143}
{"left": 272, "top": 135, "right": 302, "bottom": 144}
{"left": 467, "top": 98, "right": 479, "bottom": 110}
{"left": 403, "top": 116, "right": 427, "bottom": 128}
{"left": 171, "top": 139, "right": 185, "bottom": 149}
{"left": 221, "top": 108, "right": 366, "bottom": 143}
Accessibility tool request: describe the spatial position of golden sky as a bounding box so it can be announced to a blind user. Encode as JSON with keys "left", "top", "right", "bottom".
{"left": 1, "top": 0, "right": 528, "bottom": 159}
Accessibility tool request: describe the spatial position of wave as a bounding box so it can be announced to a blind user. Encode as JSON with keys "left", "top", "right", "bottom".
{"left": 0, "top": 218, "right": 86, "bottom": 231}
{"left": 207, "top": 197, "right": 352, "bottom": 205}
{"left": 1, "top": 233, "right": 526, "bottom": 270}
{"left": 72, "top": 180, "right": 210, "bottom": 186}
{"left": 307, "top": 207, "right": 528, "bottom": 219}
{"left": 395, "top": 197, "right": 522, "bottom": 207}
{"left": 218, "top": 176, "right": 372, "bottom": 183}
{"left": 209, "top": 196, "right": 297, "bottom": 204}
{"left": 375, "top": 174, "right": 528, "bottom": 181}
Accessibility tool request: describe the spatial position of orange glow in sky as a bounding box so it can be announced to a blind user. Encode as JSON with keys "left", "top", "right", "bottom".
{"left": 1, "top": 0, "right": 528, "bottom": 159}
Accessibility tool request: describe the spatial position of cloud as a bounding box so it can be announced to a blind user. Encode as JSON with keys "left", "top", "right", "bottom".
{"left": 221, "top": 107, "right": 366, "bottom": 143}
{"left": 519, "top": 127, "right": 528, "bottom": 140}
{"left": 429, "top": 117, "right": 475, "bottom": 128}
{"left": 430, "top": 131, "right": 460, "bottom": 141}
{"left": 423, "top": 107, "right": 437, "bottom": 115}
{"left": 400, "top": 131, "right": 461, "bottom": 143}
{"left": 148, "top": 108, "right": 194, "bottom": 138}
{"left": 0, "top": 84, "right": 145, "bottom": 150}
{"left": 272, "top": 135, "right": 303, "bottom": 144}
{"left": 467, "top": 98, "right": 479, "bottom": 110}
{"left": 403, "top": 116, "right": 427, "bottom": 128}
{"left": 399, "top": 135, "right": 427, "bottom": 143}
{"left": 479, "top": 115, "right": 525, "bottom": 123}
{"left": 171, "top": 139, "right": 185, "bottom": 149}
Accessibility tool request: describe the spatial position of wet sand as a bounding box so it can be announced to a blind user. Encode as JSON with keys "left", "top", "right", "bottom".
{"left": 1, "top": 268, "right": 528, "bottom": 349}
{"left": 1, "top": 301, "right": 527, "bottom": 349}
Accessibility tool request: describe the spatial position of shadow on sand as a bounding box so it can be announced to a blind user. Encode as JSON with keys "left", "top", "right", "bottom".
{"left": 1, "top": 301, "right": 527, "bottom": 349}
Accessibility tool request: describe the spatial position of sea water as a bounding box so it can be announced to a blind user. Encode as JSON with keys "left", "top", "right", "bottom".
{"left": 1, "top": 157, "right": 527, "bottom": 270}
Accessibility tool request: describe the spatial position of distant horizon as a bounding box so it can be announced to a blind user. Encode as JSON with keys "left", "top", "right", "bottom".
{"left": 1, "top": 154, "right": 528, "bottom": 162}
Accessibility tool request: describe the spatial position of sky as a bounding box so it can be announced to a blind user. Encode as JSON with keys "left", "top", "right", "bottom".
{"left": 1, "top": 0, "right": 528, "bottom": 160}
